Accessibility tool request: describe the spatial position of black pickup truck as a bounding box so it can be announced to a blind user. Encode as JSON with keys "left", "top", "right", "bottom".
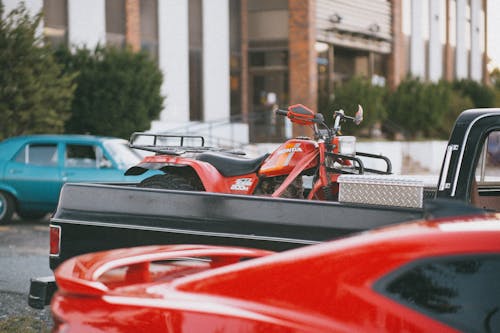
{"left": 29, "top": 108, "right": 500, "bottom": 308}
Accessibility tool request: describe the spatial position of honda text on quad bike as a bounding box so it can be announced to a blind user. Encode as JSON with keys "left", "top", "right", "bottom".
{"left": 125, "top": 104, "right": 391, "bottom": 200}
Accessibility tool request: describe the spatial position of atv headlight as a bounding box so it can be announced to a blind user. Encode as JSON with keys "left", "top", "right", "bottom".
{"left": 338, "top": 136, "right": 356, "bottom": 156}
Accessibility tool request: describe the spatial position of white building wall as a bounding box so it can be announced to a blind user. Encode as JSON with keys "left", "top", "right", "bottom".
{"left": 470, "top": 0, "right": 482, "bottom": 81}
{"left": 455, "top": 0, "right": 467, "bottom": 79}
{"left": 410, "top": 0, "right": 425, "bottom": 78}
{"left": 2, "top": 0, "right": 43, "bottom": 38}
{"left": 428, "top": 0, "right": 443, "bottom": 81}
{"left": 157, "top": 0, "right": 190, "bottom": 123}
{"left": 202, "top": 0, "right": 230, "bottom": 122}
{"left": 67, "top": 0, "right": 105, "bottom": 49}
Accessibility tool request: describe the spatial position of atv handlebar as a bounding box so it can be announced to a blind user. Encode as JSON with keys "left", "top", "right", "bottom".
{"left": 275, "top": 109, "right": 289, "bottom": 116}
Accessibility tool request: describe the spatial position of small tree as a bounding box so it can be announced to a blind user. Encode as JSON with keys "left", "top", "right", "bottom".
{"left": 54, "top": 46, "right": 164, "bottom": 139}
{"left": 0, "top": 2, "right": 75, "bottom": 141}
{"left": 328, "top": 77, "right": 388, "bottom": 136}
{"left": 387, "top": 77, "right": 450, "bottom": 139}
{"left": 452, "top": 79, "right": 495, "bottom": 108}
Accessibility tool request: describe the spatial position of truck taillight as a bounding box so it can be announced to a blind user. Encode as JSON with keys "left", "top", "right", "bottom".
{"left": 50, "top": 225, "right": 61, "bottom": 256}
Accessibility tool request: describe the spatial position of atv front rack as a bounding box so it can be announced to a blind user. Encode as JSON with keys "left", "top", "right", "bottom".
{"left": 129, "top": 132, "right": 244, "bottom": 156}
{"left": 326, "top": 151, "right": 392, "bottom": 175}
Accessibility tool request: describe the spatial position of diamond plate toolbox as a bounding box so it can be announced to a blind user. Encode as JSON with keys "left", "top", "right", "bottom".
{"left": 338, "top": 175, "right": 437, "bottom": 208}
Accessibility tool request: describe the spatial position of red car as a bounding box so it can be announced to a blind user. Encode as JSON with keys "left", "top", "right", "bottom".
{"left": 51, "top": 214, "right": 500, "bottom": 333}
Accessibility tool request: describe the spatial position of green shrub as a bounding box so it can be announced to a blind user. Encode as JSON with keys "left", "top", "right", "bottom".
{"left": 452, "top": 79, "right": 495, "bottom": 108}
{"left": 0, "top": 2, "right": 75, "bottom": 141}
{"left": 54, "top": 45, "right": 164, "bottom": 139}
{"left": 386, "top": 77, "right": 449, "bottom": 139}
{"left": 327, "top": 76, "right": 388, "bottom": 136}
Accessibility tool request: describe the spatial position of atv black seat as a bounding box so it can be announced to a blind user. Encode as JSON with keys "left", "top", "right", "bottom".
{"left": 196, "top": 152, "right": 270, "bottom": 177}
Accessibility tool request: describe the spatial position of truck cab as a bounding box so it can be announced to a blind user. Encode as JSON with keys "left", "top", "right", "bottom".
{"left": 436, "top": 109, "right": 500, "bottom": 210}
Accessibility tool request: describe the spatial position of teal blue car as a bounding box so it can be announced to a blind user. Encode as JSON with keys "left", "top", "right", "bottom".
{"left": 0, "top": 135, "right": 152, "bottom": 224}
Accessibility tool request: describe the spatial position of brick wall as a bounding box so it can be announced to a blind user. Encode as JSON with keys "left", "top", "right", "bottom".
{"left": 288, "top": 0, "right": 317, "bottom": 137}
{"left": 125, "top": 0, "right": 140, "bottom": 52}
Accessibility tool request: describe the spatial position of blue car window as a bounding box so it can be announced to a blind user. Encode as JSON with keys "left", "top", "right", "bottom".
{"left": 14, "top": 144, "right": 58, "bottom": 166}
{"left": 66, "top": 144, "right": 98, "bottom": 168}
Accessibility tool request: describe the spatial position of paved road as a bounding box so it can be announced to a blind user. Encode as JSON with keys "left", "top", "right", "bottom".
{"left": 0, "top": 216, "right": 53, "bottom": 326}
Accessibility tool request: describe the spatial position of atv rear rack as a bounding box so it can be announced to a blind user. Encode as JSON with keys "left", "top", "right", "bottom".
{"left": 129, "top": 132, "right": 245, "bottom": 156}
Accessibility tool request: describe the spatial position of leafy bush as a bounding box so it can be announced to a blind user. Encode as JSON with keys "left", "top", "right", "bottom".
{"left": 0, "top": 3, "right": 75, "bottom": 141}
{"left": 452, "top": 79, "right": 495, "bottom": 108}
{"left": 437, "top": 85, "right": 474, "bottom": 139}
{"left": 327, "top": 76, "right": 388, "bottom": 136}
{"left": 386, "top": 77, "right": 450, "bottom": 139}
{"left": 54, "top": 46, "right": 164, "bottom": 139}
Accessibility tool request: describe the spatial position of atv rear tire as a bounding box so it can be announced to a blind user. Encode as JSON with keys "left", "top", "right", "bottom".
{"left": 138, "top": 174, "right": 204, "bottom": 191}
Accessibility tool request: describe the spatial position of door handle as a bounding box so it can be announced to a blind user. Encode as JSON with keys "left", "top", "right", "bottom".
{"left": 9, "top": 169, "right": 23, "bottom": 174}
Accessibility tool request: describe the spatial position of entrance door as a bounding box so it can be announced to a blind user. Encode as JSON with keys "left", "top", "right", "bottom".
{"left": 249, "top": 71, "right": 288, "bottom": 142}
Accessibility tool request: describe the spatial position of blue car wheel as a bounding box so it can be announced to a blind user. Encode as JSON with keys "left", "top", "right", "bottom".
{"left": 0, "top": 191, "right": 15, "bottom": 224}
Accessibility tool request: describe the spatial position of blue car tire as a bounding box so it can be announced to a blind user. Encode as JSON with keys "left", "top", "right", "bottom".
{"left": 0, "top": 191, "right": 15, "bottom": 224}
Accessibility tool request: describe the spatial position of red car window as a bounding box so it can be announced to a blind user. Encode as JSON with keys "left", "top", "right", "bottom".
{"left": 375, "top": 254, "right": 500, "bottom": 333}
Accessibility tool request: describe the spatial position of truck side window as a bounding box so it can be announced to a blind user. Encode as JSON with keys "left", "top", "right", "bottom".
{"left": 474, "top": 131, "right": 500, "bottom": 210}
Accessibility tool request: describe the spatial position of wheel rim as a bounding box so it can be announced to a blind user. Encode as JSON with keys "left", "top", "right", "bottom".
{"left": 0, "top": 195, "right": 5, "bottom": 219}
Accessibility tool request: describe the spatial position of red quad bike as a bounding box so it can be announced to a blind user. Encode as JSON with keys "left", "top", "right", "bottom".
{"left": 126, "top": 104, "right": 392, "bottom": 200}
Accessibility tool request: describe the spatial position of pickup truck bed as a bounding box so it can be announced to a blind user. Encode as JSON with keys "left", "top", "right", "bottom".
{"left": 50, "top": 182, "right": 423, "bottom": 268}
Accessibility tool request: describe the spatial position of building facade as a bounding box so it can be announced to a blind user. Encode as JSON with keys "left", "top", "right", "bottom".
{"left": 3, "top": 0, "right": 489, "bottom": 144}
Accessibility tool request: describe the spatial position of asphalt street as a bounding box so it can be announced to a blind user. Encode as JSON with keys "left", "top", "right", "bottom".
{"left": 0, "top": 216, "right": 53, "bottom": 327}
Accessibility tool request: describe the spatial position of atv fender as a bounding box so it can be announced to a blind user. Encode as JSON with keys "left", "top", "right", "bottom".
{"left": 126, "top": 157, "right": 227, "bottom": 192}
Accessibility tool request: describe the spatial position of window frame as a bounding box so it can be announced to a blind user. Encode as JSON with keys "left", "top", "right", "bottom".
{"left": 373, "top": 253, "right": 500, "bottom": 333}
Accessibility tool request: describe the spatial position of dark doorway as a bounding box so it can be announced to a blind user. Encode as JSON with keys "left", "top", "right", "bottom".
{"left": 249, "top": 70, "right": 288, "bottom": 142}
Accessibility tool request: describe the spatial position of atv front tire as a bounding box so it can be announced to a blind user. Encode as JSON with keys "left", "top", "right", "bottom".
{"left": 138, "top": 174, "right": 204, "bottom": 191}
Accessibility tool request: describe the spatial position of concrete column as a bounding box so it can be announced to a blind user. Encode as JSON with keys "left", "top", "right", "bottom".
{"left": 289, "top": 0, "right": 317, "bottom": 137}
{"left": 455, "top": 0, "right": 467, "bottom": 79}
{"left": 410, "top": 0, "right": 425, "bottom": 78}
{"left": 68, "top": 0, "right": 105, "bottom": 49}
{"left": 158, "top": 0, "right": 190, "bottom": 122}
{"left": 202, "top": 0, "right": 230, "bottom": 122}
{"left": 428, "top": 0, "right": 443, "bottom": 81}
{"left": 470, "top": 0, "right": 482, "bottom": 81}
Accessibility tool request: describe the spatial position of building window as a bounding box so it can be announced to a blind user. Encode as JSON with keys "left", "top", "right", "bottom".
{"left": 140, "top": 0, "right": 158, "bottom": 60}
{"left": 106, "top": 0, "right": 126, "bottom": 48}
{"left": 43, "top": 0, "right": 68, "bottom": 47}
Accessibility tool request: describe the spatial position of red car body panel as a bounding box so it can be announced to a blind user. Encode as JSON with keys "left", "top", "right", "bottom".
{"left": 51, "top": 215, "right": 500, "bottom": 333}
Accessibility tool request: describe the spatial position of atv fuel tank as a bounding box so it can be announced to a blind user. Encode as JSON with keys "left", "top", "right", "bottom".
{"left": 259, "top": 139, "right": 318, "bottom": 177}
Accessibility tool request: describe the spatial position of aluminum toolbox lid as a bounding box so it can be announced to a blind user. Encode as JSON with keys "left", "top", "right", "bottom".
{"left": 337, "top": 174, "right": 438, "bottom": 188}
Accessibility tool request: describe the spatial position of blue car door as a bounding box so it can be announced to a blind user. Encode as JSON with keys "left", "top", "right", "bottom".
{"left": 4, "top": 142, "right": 63, "bottom": 211}
{"left": 62, "top": 142, "right": 126, "bottom": 183}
